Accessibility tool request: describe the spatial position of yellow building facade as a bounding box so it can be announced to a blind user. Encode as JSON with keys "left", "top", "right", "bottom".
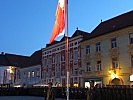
{"left": 81, "top": 11, "right": 133, "bottom": 87}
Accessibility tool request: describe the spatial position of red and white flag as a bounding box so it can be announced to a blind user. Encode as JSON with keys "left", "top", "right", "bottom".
{"left": 49, "top": 0, "right": 66, "bottom": 44}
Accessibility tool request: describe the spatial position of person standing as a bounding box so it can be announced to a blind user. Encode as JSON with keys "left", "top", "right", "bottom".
{"left": 87, "top": 81, "right": 95, "bottom": 100}
{"left": 46, "top": 82, "right": 55, "bottom": 100}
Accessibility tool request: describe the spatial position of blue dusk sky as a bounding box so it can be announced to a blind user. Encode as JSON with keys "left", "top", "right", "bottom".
{"left": 0, "top": 0, "right": 133, "bottom": 56}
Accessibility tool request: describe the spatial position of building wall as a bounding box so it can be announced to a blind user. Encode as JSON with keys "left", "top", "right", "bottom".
{"left": 0, "top": 66, "right": 16, "bottom": 85}
{"left": 42, "top": 35, "right": 85, "bottom": 87}
{"left": 19, "top": 65, "right": 41, "bottom": 87}
{"left": 81, "top": 26, "right": 133, "bottom": 86}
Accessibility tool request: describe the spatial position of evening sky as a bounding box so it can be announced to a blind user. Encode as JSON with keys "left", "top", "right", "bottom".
{"left": 0, "top": 0, "right": 133, "bottom": 56}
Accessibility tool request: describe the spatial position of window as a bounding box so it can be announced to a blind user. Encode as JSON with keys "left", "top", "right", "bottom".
{"left": 52, "top": 55, "right": 55, "bottom": 63}
{"left": 55, "top": 54, "right": 60, "bottom": 63}
{"left": 112, "top": 57, "right": 119, "bottom": 68}
{"left": 86, "top": 62, "right": 91, "bottom": 71}
{"left": 32, "top": 71, "right": 34, "bottom": 77}
{"left": 73, "top": 68, "right": 78, "bottom": 76}
{"left": 96, "top": 42, "right": 101, "bottom": 52}
{"left": 75, "top": 42, "right": 77, "bottom": 45}
{"left": 43, "top": 59, "right": 47, "bottom": 65}
{"left": 70, "top": 50, "right": 73, "bottom": 59}
{"left": 28, "top": 72, "right": 30, "bottom": 78}
{"left": 111, "top": 38, "right": 117, "bottom": 48}
{"left": 61, "top": 51, "right": 65, "bottom": 61}
{"left": 48, "top": 57, "right": 52, "bottom": 64}
{"left": 131, "top": 55, "right": 133, "bottom": 68}
{"left": 24, "top": 72, "right": 26, "bottom": 79}
{"left": 86, "top": 45, "right": 90, "bottom": 54}
{"left": 36, "top": 70, "right": 40, "bottom": 77}
{"left": 74, "top": 51, "right": 78, "bottom": 60}
{"left": 17, "top": 70, "right": 20, "bottom": 79}
{"left": 70, "top": 43, "right": 73, "bottom": 47}
{"left": 97, "top": 61, "right": 102, "bottom": 71}
{"left": 129, "top": 33, "right": 133, "bottom": 44}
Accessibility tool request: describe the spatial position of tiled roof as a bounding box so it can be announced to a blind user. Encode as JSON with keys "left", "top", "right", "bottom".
{"left": 5, "top": 53, "right": 30, "bottom": 67}
{"left": 90, "top": 10, "right": 133, "bottom": 39}
{"left": 0, "top": 54, "right": 10, "bottom": 66}
{"left": 71, "top": 29, "right": 90, "bottom": 38}
{"left": 0, "top": 49, "right": 42, "bottom": 68}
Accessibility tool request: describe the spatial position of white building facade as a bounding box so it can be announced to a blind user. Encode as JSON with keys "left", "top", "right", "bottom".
{"left": 19, "top": 65, "right": 42, "bottom": 87}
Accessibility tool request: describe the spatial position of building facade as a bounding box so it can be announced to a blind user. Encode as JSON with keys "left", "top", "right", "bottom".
{"left": 19, "top": 65, "right": 41, "bottom": 87}
{"left": 42, "top": 30, "right": 90, "bottom": 87}
{"left": 81, "top": 10, "right": 133, "bottom": 87}
{"left": 0, "top": 50, "right": 42, "bottom": 87}
{"left": 0, "top": 66, "right": 16, "bottom": 86}
{"left": 0, "top": 10, "right": 133, "bottom": 88}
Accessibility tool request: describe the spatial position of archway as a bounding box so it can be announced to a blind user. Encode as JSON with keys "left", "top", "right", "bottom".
{"left": 110, "top": 78, "right": 123, "bottom": 85}
{"left": 55, "top": 82, "right": 61, "bottom": 87}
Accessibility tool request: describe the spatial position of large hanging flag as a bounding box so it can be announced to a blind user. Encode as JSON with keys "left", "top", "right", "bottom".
{"left": 49, "top": 0, "right": 66, "bottom": 44}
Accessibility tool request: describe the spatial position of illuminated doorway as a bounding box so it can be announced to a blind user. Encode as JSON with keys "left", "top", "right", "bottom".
{"left": 110, "top": 78, "right": 123, "bottom": 85}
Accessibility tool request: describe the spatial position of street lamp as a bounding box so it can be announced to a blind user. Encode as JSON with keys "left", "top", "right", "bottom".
{"left": 108, "top": 69, "right": 119, "bottom": 79}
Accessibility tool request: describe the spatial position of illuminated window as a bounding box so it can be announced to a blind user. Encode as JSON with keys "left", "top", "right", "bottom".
{"left": 86, "top": 45, "right": 90, "bottom": 54}
{"left": 111, "top": 38, "right": 117, "bottom": 48}
{"left": 129, "top": 33, "right": 133, "bottom": 44}
{"left": 112, "top": 57, "right": 119, "bottom": 68}
{"left": 97, "top": 61, "right": 102, "bottom": 71}
{"left": 96, "top": 42, "right": 101, "bottom": 52}
{"left": 28, "top": 72, "right": 30, "bottom": 78}
{"left": 32, "top": 71, "right": 34, "bottom": 77}
{"left": 86, "top": 62, "right": 91, "bottom": 71}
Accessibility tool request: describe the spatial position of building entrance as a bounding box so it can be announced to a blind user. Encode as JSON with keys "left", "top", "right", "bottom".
{"left": 110, "top": 78, "right": 123, "bottom": 85}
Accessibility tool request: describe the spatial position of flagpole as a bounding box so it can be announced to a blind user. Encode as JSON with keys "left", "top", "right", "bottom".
{"left": 65, "top": 0, "right": 69, "bottom": 100}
